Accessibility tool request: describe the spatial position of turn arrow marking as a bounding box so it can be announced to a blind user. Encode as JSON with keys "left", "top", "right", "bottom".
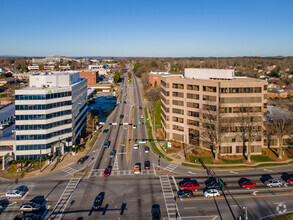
{"left": 252, "top": 191, "right": 258, "bottom": 196}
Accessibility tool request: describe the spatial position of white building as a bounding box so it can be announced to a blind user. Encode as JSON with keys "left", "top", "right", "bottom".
{"left": 14, "top": 71, "right": 87, "bottom": 160}
{"left": 28, "top": 66, "right": 39, "bottom": 71}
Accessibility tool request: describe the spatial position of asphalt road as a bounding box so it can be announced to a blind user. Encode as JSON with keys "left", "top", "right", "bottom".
{"left": 1, "top": 70, "right": 293, "bottom": 220}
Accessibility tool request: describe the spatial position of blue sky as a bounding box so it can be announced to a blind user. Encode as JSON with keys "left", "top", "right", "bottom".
{"left": 0, "top": 0, "right": 292, "bottom": 57}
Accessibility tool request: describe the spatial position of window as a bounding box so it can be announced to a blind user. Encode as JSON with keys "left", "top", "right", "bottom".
{"left": 220, "top": 97, "right": 262, "bottom": 103}
{"left": 161, "top": 88, "right": 170, "bottom": 96}
{"left": 187, "top": 93, "right": 199, "bottom": 100}
{"left": 172, "top": 100, "right": 184, "bottom": 106}
{"left": 220, "top": 87, "right": 262, "bottom": 94}
{"left": 172, "top": 83, "right": 184, "bottom": 89}
{"left": 187, "top": 102, "right": 199, "bottom": 108}
{"left": 187, "top": 119, "right": 199, "bottom": 126}
{"left": 220, "top": 146, "right": 232, "bottom": 154}
{"left": 203, "top": 104, "right": 217, "bottom": 111}
{"left": 202, "top": 95, "right": 216, "bottom": 102}
{"left": 173, "top": 125, "right": 184, "bottom": 132}
{"left": 172, "top": 116, "right": 184, "bottom": 123}
{"left": 203, "top": 86, "right": 216, "bottom": 92}
{"left": 187, "top": 84, "right": 199, "bottom": 91}
{"left": 172, "top": 108, "right": 184, "bottom": 115}
{"left": 236, "top": 146, "right": 243, "bottom": 153}
{"left": 187, "top": 111, "right": 199, "bottom": 118}
{"left": 172, "top": 92, "right": 184, "bottom": 98}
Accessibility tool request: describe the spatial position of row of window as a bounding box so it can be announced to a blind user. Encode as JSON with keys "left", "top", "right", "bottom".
{"left": 15, "top": 91, "right": 72, "bottom": 100}
{"left": 16, "top": 119, "right": 72, "bottom": 130}
{"left": 16, "top": 144, "right": 52, "bottom": 150}
{"left": 16, "top": 110, "right": 71, "bottom": 120}
{"left": 220, "top": 87, "right": 262, "bottom": 94}
{"left": 15, "top": 101, "right": 72, "bottom": 111}
{"left": 220, "top": 107, "right": 262, "bottom": 113}
{"left": 16, "top": 128, "right": 72, "bottom": 140}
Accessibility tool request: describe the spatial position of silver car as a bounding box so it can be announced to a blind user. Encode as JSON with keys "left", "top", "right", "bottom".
{"left": 19, "top": 202, "right": 42, "bottom": 213}
{"left": 264, "top": 178, "right": 282, "bottom": 187}
{"left": 6, "top": 190, "right": 25, "bottom": 198}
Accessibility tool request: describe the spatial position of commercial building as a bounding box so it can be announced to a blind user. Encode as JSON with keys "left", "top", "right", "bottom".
{"left": 161, "top": 68, "right": 268, "bottom": 155}
{"left": 14, "top": 71, "right": 87, "bottom": 160}
{"left": 148, "top": 72, "right": 169, "bottom": 87}
{"left": 79, "top": 71, "right": 99, "bottom": 84}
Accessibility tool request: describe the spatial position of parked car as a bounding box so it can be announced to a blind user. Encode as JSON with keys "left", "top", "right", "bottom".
{"left": 206, "top": 178, "right": 227, "bottom": 189}
{"left": 145, "top": 146, "right": 150, "bottom": 153}
{"left": 110, "top": 150, "right": 116, "bottom": 158}
{"left": 104, "top": 167, "right": 111, "bottom": 177}
{"left": 93, "top": 193, "right": 104, "bottom": 210}
{"left": 151, "top": 204, "right": 161, "bottom": 220}
{"left": 144, "top": 161, "right": 150, "bottom": 170}
{"left": 204, "top": 189, "right": 220, "bottom": 198}
{"left": 240, "top": 180, "right": 257, "bottom": 189}
{"left": 133, "top": 144, "right": 139, "bottom": 149}
{"left": 134, "top": 163, "right": 141, "bottom": 174}
{"left": 179, "top": 181, "right": 200, "bottom": 191}
{"left": 139, "top": 107, "right": 142, "bottom": 110}
{"left": 104, "top": 141, "right": 110, "bottom": 148}
{"left": 77, "top": 156, "right": 89, "bottom": 164}
{"left": 287, "top": 177, "right": 293, "bottom": 185}
{"left": 123, "top": 101, "right": 126, "bottom": 104}
{"left": 177, "top": 189, "right": 193, "bottom": 198}
{"left": 265, "top": 179, "right": 282, "bottom": 187}
{"left": 120, "top": 114, "right": 124, "bottom": 119}
{"left": 103, "top": 129, "right": 109, "bottom": 133}
{"left": 19, "top": 202, "right": 42, "bottom": 213}
{"left": 6, "top": 190, "right": 25, "bottom": 199}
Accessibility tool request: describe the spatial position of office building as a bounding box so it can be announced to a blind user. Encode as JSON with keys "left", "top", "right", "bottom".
{"left": 14, "top": 71, "right": 87, "bottom": 160}
{"left": 161, "top": 68, "right": 268, "bottom": 155}
{"left": 148, "top": 72, "right": 170, "bottom": 87}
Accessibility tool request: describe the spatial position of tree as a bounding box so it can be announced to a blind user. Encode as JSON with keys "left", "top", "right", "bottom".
{"left": 151, "top": 61, "right": 158, "bottom": 68}
{"left": 113, "top": 72, "right": 121, "bottom": 84}
{"left": 200, "top": 105, "right": 228, "bottom": 161}
{"left": 154, "top": 81, "right": 157, "bottom": 88}
{"left": 236, "top": 109, "right": 263, "bottom": 162}
{"left": 145, "top": 87, "right": 161, "bottom": 114}
{"left": 133, "top": 62, "right": 143, "bottom": 74}
{"left": 22, "top": 66, "right": 29, "bottom": 72}
{"left": 154, "top": 100, "right": 161, "bottom": 129}
{"left": 270, "top": 107, "right": 293, "bottom": 159}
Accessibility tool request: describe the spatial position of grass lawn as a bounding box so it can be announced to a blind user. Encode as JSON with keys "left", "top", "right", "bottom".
{"left": 221, "top": 158, "right": 244, "bottom": 164}
{"left": 251, "top": 155, "right": 275, "bottom": 162}
{"left": 89, "top": 131, "right": 100, "bottom": 148}
{"left": 270, "top": 214, "right": 293, "bottom": 220}
{"left": 166, "top": 148, "right": 176, "bottom": 153}
{"left": 188, "top": 155, "right": 213, "bottom": 164}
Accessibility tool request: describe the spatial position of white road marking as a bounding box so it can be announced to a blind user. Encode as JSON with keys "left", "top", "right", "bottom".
{"left": 21, "top": 191, "right": 29, "bottom": 200}
{"left": 172, "top": 176, "right": 179, "bottom": 191}
{"left": 264, "top": 168, "right": 273, "bottom": 172}
{"left": 252, "top": 191, "right": 259, "bottom": 196}
{"left": 188, "top": 171, "right": 197, "bottom": 175}
{"left": 230, "top": 171, "right": 239, "bottom": 174}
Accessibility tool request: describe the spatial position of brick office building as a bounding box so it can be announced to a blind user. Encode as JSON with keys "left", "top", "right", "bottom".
{"left": 161, "top": 68, "right": 268, "bottom": 155}
{"left": 148, "top": 72, "right": 169, "bottom": 87}
{"left": 79, "top": 71, "right": 99, "bottom": 84}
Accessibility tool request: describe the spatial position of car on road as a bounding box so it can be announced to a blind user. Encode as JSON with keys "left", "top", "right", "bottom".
{"left": 123, "top": 101, "right": 126, "bottom": 104}
{"left": 139, "top": 107, "right": 142, "bottom": 110}
{"left": 103, "top": 129, "right": 109, "bottom": 133}
{"left": 12, "top": 129, "right": 16, "bottom": 133}
{"left": 177, "top": 189, "right": 193, "bottom": 198}
{"left": 77, "top": 156, "right": 89, "bottom": 164}
{"left": 19, "top": 202, "right": 42, "bottom": 213}
{"left": 104, "top": 141, "right": 110, "bottom": 148}
{"left": 133, "top": 143, "right": 139, "bottom": 149}
{"left": 104, "top": 167, "right": 111, "bottom": 177}
{"left": 93, "top": 193, "right": 104, "bottom": 210}
{"left": 133, "top": 125, "right": 137, "bottom": 129}
{"left": 240, "top": 180, "right": 256, "bottom": 189}
{"left": 6, "top": 190, "right": 25, "bottom": 199}
{"left": 145, "top": 146, "right": 150, "bottom": 153}
{"left": 204, "top": 189, "right": 220, "bottom": 198}
{"left": 120, "top": 114, "right": 124, "bottom": 119}
{"left": 206, "top": 177, "right": 227, "bottom": 189}
{"left": 141, "top": 115, "right": 144, "bottom": 119}
{"left": 265, "top": 178, "right": 282, "bottom": 187}
{"left": 287, "top": 177, "right": 293, "bottom": 185}
{"left": 179, "top": 181, "right": 200, "bottom": 191}
{"left": 110, "top": 150, "right": 116, "bottom": 158}
{"left": 134, "top": 163, "right": 141, "bottom": 174}
{"left": 144, "top": 161, "right": 150, "bottom": 169}
{"left": 151, "top": 204, "right": 161, "bottom": 220}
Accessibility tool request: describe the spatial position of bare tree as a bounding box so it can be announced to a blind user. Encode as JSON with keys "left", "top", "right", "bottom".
{"left": 269, "top": 107, "right": 293, "bottom": 159}
{"left": 200, "top": 105, "right": 228, "bottom": 161}
{"left": 236, "top": 109, "right": 263, "bottom": 162}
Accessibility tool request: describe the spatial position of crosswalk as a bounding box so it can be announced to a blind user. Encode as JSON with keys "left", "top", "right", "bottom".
{"left": 159, "top": 175, "right": 180, "bottom": 220}
{"left": 61, "top": 167, "right": 78, "bottom": 175}
{"left": 90, "top": 169, "right": 155, "bottom": 177}
{"left": 163, "top": 164, "right": 178, "bottom": 172}
{"left": 49, "top": 178, "right": 80, "bottom": 220}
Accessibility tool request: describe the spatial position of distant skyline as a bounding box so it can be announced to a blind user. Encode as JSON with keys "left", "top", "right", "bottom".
{"left": 0, "top": 0, "right": 292, "bottom": 57}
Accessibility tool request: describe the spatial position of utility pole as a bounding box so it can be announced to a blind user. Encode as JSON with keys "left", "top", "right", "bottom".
{"left": 243, "top": 206, "right": 248, "bottom": 220}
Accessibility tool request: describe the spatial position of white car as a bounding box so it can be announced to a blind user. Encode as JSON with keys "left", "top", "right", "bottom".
{"left": 265, "top": 179, "right": 282, "bottom": 187}
{"left": 133, "top": 125, "right": 137, "bottom": 129}
{"left": 204, "top": 189, "right": 220, "bottom": 198}
{"left": 141, "top": 115, "right": 144, "bottom": 119}
{"left": 133, "top": 144, "right": 139, "bottom": 149}
{"left": 6, "top": 190, "right": 25, "bottom": 198}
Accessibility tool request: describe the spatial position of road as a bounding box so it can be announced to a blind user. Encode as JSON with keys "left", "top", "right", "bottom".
{"left": 0, "top": 69, "right": 293, "bottom": 220}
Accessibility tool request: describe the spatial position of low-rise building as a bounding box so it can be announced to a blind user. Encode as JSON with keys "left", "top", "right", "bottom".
{"left": 79, "top": 71, "right": 99, "bottom": 84}
{"left": 148, "top": 72, "right": 170, "bottom": 87}
{"left": 267, "top": 89, "right": 288, "bottom": 99}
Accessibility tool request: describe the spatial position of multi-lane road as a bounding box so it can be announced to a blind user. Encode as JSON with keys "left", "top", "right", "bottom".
{"left": 0, "top": 70, "right": 293, "bottom": 220}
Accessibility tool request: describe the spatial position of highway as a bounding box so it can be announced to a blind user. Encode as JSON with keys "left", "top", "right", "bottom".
{"left": 0, "top": 69, "right": 293, "bottom": 219}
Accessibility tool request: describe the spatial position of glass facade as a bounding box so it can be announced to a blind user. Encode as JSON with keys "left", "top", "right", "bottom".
{"left": 16, "top": 110, "right": 71, "bottom": 120}
{"left": 15, "top": 101, "right": 72, "bottom": 110}
{"left": 16, "top": 128, "right": 72, "bottom": 140}
{"left": 15, "top": 91, "right": 72, "bottom": 100}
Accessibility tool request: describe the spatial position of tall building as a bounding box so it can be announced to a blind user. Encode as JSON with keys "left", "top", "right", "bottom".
{"left": 15, "top": 71, "right": 87, "bottom": 160}
{"left": 161, "top": 68, "right": 268, "bottom": 155}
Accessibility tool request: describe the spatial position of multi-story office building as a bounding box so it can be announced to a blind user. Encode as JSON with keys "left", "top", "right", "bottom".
{"left": 161, "top": 68, "right": 268, "bottom": 155}
{"left": 14, "top": 71, "right": 87, "bottom": 160}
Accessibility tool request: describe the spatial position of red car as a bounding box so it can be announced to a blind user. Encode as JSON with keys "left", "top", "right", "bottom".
{"left": 104, "top": 167, "right": 111, "bottom": 177}
{"left": 139, "top": 107, "right": 142, "bottom": 110}
{"left": 240, "top": 181, "right": 256, "bottom": 189}
{"left": 287, "top": 177, "right": 293, "bottom": 185}
{"left": 144, "top": 161, "right": 150, "bottom": 169}
{"left": 179, "top": 182, "right": 200, "bottom": 191}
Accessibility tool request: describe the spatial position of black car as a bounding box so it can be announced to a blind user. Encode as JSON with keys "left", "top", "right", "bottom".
{"left": 151, "top": 204, "right": 161, "bottom": 220}
{"left": 104, "top": 141, "right": 110, "bottom": 148}
{"left": 206, "top": 177, "right": 227, "bottom": 189}
{"left": 123, "top": 101, "right": 126, "bottom": 104}
{"left": 14, "top": 213, "right": 40, "bottom": 220}
{"left": 103, "top": 129, "right": 109, "bottom": 133}
{"left": 120, "top": 114, "right": 124, "bottom": 119}
{"left": 77, "top": 156, "right": 89, "bottom": 164}
{"left": 93, "top": 193, "right": 104, "bottom": 210}
{"left": 179, "top": 178, "right": 199, "bottom": 186}
{"left": 177, "top": 189, "right": 193, "bottom": 198}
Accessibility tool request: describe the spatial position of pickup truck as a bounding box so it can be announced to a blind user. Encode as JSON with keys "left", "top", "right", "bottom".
{"left": 179, "top": 181, "right": 200, "bottom": 191}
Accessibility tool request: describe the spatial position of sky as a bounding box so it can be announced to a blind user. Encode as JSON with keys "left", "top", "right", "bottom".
{"left": 0, "top": 0, "right": 292, "bottom": 57}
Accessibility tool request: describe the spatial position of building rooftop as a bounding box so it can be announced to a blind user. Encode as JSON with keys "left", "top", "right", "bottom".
{"left": 0, "top": 104, "right": 15, "bottom": 123}
{"left": 184, "top": 68, "right": 235, "bottom": 80}
{"left": 149, "top": 71, "right": 170, "bottom": 76}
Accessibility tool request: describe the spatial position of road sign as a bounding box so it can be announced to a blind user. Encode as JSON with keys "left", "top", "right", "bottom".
{"left": 139, "top": 141, "right": 146, "bottom": 144}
